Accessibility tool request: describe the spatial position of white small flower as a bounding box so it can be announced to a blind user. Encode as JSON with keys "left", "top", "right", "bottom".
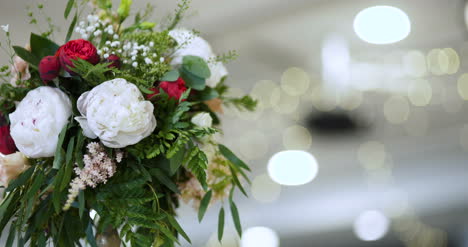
{"left": 94, "top": 23, "right": 100, "bottom": 28}
{"left": 103, "top": 47, "right": 109, "bottom": 52}
{"left": 86, "top": 26, "right": 95, "bottom": 32}
{"left": 149, "top": 41, "right": 154, "bottom": 47}
{"left": 123, "top": 60, "right": 128, "bottom": 64}
{"left": 9, "top": 87, "right": 72, "bottom": 158}
{"left": 97, "top": 50, "right": 102, "bottom": 55}
{"left": 93, "top": 30, "right": 102, "bottom": 36}
{"left": 132, "top": 62, "right": 138, "bottom": 68}
{"left": 75, "top": 27, "right": 81, "bottom": 33}
{"left": 113, "top": 34, "right": 119, "bottom": 39}
{"left": 153, "top": 54, "right": 157, "bottom": 57}
{"left": 79, "top": 21, "right": 85, "bottom": 27}
{"left": 107, "top": 29, "right": 114, "bottom": 35}
{"left": 1, "top": 24, "right": 9, "bottom": 32}
{"left": 160, "top": 57, "right": 165, "bottom": 63}
{"left": 105, "top": 41, "right": 111, "bottom": 45}
{"left": 191, "top": 112, "right": 213, "bottom": 128}
{"left": 131, "top": 50, "right": 138, "bottom": 56}
{"left": 103, "top": 54, "right": 109, "bottom": 59}
{"left": 142, "top": 52, "right": 147, "bottom": 56}
{"left": 144, "top": 58, "right": 152, "bottom": 64}
{"left": 117, "top": 49, "right": 122, "bottom": 53}
{"left": 82, "top": 34, "right": 89, "bottom": 40}
{"left": 75, "top": 78, "right": 156, "bottom": 148}
{"left": 131, "top": 56, "right": 136, "bottom": 61}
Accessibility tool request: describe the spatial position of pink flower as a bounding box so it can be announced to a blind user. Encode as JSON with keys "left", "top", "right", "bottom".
{"left": 10, "top": 56, "right": 31, "bottom": 86}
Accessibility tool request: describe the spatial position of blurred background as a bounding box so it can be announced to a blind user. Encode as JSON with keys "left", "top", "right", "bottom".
{"left": 2, "top": 0, "right": 468, "bottom": 246}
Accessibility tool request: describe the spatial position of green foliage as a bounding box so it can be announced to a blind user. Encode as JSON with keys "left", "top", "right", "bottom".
{"left": 167, "top": 0, "right": 191, "bottom": 30}
{"left": 70, "top": 59, "right": 115, "bottom": 86}
{"left": 30, "top": 33, "right": 59, "bottom": 58}
{"left": 117, "top": 0, "right": 133, "bottom": 23}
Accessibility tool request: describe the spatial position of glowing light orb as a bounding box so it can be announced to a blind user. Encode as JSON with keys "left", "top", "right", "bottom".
{"left": 354, "top": 210, "right": 390, "bottom": 241}
{"left": 354, "top": 6, "right": 411, "bottom": 44}
{"left": 267, "top": 150, "right": 318, "bottom": 186}
{"left": 240, "top": 227, "right": 279, "bottom": 247}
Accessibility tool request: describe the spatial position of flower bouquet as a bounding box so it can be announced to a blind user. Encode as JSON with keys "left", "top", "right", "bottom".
{"left": 0, "top": 0, "right": 256, "bottom": 246}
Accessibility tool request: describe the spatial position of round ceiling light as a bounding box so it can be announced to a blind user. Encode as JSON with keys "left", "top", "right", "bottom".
{"left": 353, "top": 6, "right": 411, "bottom": 44}
{"left": 267, "top": 150, "right": 319, "bottom": 186}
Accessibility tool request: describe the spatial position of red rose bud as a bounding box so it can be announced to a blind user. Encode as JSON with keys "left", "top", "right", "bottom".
{"left": 146, "top": 78, "right": 188, "bottom": 101}
{"left": 160, "top": 77, "right": 187, "bottom": 100}
{"left": 39, "top": 56, "right": 60, "bottom": 82}
{"left": 106, "top": 54, "right": 121, "bottom": 69}
{"left": 58, "top": 39, "right": 100, "bottom": 73}
{"left": 0, "top": 125, "right": 17, "bottom": 155}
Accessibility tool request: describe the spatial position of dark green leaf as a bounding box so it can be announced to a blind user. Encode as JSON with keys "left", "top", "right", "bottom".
{"left": 53, "top": 124, "right": 68, "bottom": 169}
{"left": 138, "top": 85, "right": 155, "bottom": 94}
{"left": 230, "top": 201, "right": 242, "bottom": 236}
{"left": 86, "top": 222, "right": 98, "bottom": 247}
{"left": 219, "top": 144, "right": 251, "bottom": 171}
{"left": 218, "top": 207, "right": 225, "bottom": 242}
{"left": 64, "top": 0, "right": 75, "bottom": 19}
{"left": 78, "top": 190, "right": 85, "bottom": 219}
{"left": 24, "top": 170, "right": 45, "bottom": 199}
{"left": 180, "top": 67, "right": 206, "bottom": 91}
{"left": 198, "top": 87, "right": 219, "bottom": 101}
{"left": 30, "top": 33, "right": 60, "bottom": 58}
{"left": 169, "top": 148, "right": 184, "bottom": 175}
{"left": 12, "top": 46, "right": 39, "bottom": 69}
{"left": 167, "top": 214, "right": 191, "bottom": 243}
{"left": 182, "top": 55, "right": 211, "bottom": 79}
{"left": 150, "top": 168, "right": 179, "bottom": 194}
{"left": 158, "top": 224, "right": 180, "bottom": 244}
{"left": 5, "top": 223, "right": 15, "bottom": 247}
{"left": 161, "top": 70, "right": 179, "bottom": 82}
{"left": 6, "top": 166, "right": 34, "bottom": 192}
{"left": 229, "top": 167, "right": 248, "bottom": 197}
{"left": 65, "top": 12, "right": 78, "bottom": 42}
{"left": 198, "top": 190, "right": 212, "bottom": 222}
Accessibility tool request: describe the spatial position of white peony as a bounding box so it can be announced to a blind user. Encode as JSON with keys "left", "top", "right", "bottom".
{"left": 75, "top": 78, "right": 156, "bottom": 148}
{"left": 169, "top": 29, "right": 228, "bottom": 88}
{"left": 191, "top": 112, "right": 213, "bottom": 128}
{"left": 9, "top": 86, "right": 72, "bottom": 158}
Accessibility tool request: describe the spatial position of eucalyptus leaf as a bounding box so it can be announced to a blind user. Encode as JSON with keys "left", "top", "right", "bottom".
{"left": 161, "top": 70, "right": 179, "bottom": 82}
{"left": 180, "top": 67, "right": 206, "bottom": 91}
{"left": 30, "top": 33, "right": 60, "bottom": 59}
{"left": 198, "top": 87, "right": 219, "bottom": 101}
{"left": 182, "top": 55, "right": 211, "bottom": 79}
{"left": 198, "top": 190, "right": 212, "bottom": 222}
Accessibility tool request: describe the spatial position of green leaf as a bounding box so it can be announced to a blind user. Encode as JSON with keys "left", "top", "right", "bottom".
{"left": 117, "top": 0, "right": 132, "bottom": 21}
{"left": 161, "top": 70, "right": 179, "bottom": 82}
{"left": 167, "top": 215, "right": 191, "bottom": 243}
{"left": 60, "top": 136, "right": 75, "bottom": 190}
{"left": 65, "top": 12, "right": 78, "bottom": 42}
{"left": 229, "top": 167, "right": 248, "bottom": 197}
{"left": 219, "top": 144, "right": 251, "bottom": 171}
{"left": 78, "top": 190, "right": 85, "bottom": 219}
{"left": 230, "top": 201, "right": 242, "bottom": 236}
{"left": 198, "top": 87, "right": 219, "bottom": 101}
{"left": 149, "top": 168, "right": 179, "bottom": 194}
{"left": 5, "top": 223, "right": 15, "bottom": 247}
{"left": 53, "top": 124, "right": 69, "bottom": 169}
{"left": 30, "top": 33, "right": 60, "bottom": 59}
{"left": 182, "top": 55, "right": 211, "bottom": 79}
{"left": 180, "top": 67, "right": 206, "bottom": 91}
{"left": 86, "top": 222, "right": 98, "bottom": 247}
{"left": 169, "top": 148, "right": 184, "bottom": 175}
{"left": 138, "top": 85, "right": 155, "bottom": 94}
{"left": 218, "top": 207, "right": 225, "bottom": 242}
{"left": 64, "top": 0, "right": 74, "bottom": 18}
{"left": 13, "top": 46, "right": 39, "bottom": 69}
{"left": 198, "top": 190, "right": 212, "bottom": 222}
{"left": 158, "top": 224, "right": 180, "bottom": 244}
{"left": 24, "top": 170, "right": 45, "bottom": 199}
{"left": 6, "top": 166, "right": 34, "bottom": 192}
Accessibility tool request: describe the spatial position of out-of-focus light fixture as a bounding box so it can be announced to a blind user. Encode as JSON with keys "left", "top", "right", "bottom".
{"left": 240, "top": 227, "right": 279, "bottom": 247}
{"left": 353, "top": 6, "right": 411, "bottom": 44}
{"left": 267, "top": 150, "right": 318, "bottom": 186}
{"left": 353, "top": 210, "right": 390, "bottom": 241}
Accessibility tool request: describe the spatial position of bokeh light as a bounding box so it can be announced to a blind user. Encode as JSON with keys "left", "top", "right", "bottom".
{"left": 402, "top": 50, "right": 427, "bottom": 77}
{"left": 268, "top": 150, "right": 319, "bottom": 186}
{"left": 339, "top": 89, "right": 363, "bottom": 111}
{"left": 384, "top": 96, "right": 410, "bottom": 124}
{"left": 239, "top": 131, "right": 269, "bottom": 160}
{"left": 281, "top": 67, "right": 310, "bottom": 96}
{"left": 282, "top": 125, "right": 312, "bottom": 150}
{"left": 442, "top": 48, "right": 460, "bottom": 75}
{"left": 427, "top": 49, "right": 448, "bottom": 75}
{"left": 358, "top": 141, "right": 386, "bottom": 170}
{"left": 353, "top": 6, "right": 411, "bottom": 44}
{"left": 270, "top": 87, "right": 300, "bottom": 114}
{"left": 251, "top": 174, "right": 282, "bottom": 203}
{"left": 310, "top": 85, "right": 338, "bottom": 112}
{"left": 457, "top": 73, "right": 468, "bottom": 100}
{"left": 404, "top": 109, "right": 429, "bottom": 137}
{"left": 206, "top": 229, "right": 238, "bottom": 247}
{"left": 250, "top": 80, "right": 279, "bottom": 110}
{"left": 407, "top": 79, "right": 432, "bottom": 106}
{"left": 354, "top": 210, "right": 390, "bottom": 241}
{"left": 240, "top": 227, "right": 279, "bottom": 247}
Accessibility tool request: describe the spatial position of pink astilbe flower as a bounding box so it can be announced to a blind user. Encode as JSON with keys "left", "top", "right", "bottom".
{"left": 63, "top": 142, "right": 121, "bottom": 210}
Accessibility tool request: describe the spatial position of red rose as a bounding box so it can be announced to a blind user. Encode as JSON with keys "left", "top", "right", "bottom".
{"left": 57, "top": 39, "right": 100, "bottom": 73}
{"left": 106, "top": 54, "right": 121, "bottom": 69}
{"left": 147, "top": 77, "right": 187, "bottom": 101}
{"left": 0, "top": 125, "right": 16, "bottom": 155}
{"left": 39, "top": 56, "right": 61, "bottom": 82}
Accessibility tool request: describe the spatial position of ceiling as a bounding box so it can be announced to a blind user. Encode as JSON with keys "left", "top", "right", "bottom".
{"left": 1, "top": 0, "right": 468, "bottom": 246}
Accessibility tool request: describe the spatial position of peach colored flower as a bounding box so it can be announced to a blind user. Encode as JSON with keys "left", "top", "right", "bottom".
{"left": 10, "top": 56, "right": 31, "bottom": 86}
{"left": 0, "top": 152, "right": 30, "bottom": 187}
